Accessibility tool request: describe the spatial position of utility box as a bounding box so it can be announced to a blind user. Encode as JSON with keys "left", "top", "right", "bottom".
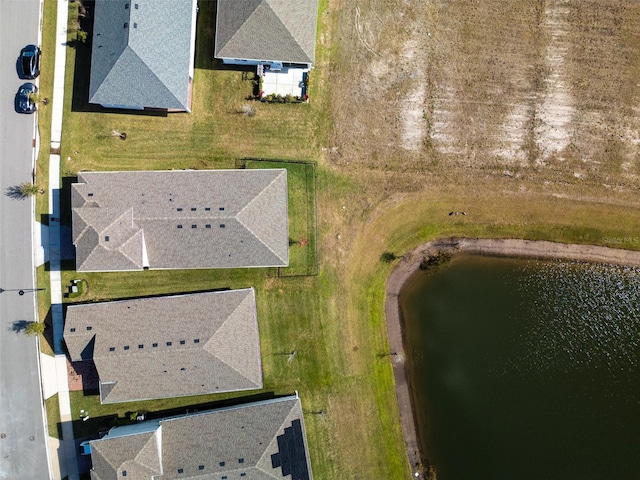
{"left": 79, "top": 441, "right": 92, "bottom": 456}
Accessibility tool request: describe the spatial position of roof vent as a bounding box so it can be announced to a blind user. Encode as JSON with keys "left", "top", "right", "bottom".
{"left": 88, "top": 193, "right": 94, "bottom": 197}
{"left": 191, "top": 208, "right": 196, "bottom": 211}
{"left": 167, "top": 341, "right": 172, "bottom": 346}
{"left": 109, "top": 347, "right": 115, "bottom": 352}
{"left": 104, "top": 236, "right": 110, "bottom": 242}
{"left": 180, "top": 340, "right": 185, "bottom": 345}
{"left": 205, "top": 224, "right": 211, "bottom": 229}
{"left": 152, "top": 343, "right": 158, "bottom": 347}
{"left": 124, "top": 22, "right": 128, "bottom": 28}
{"left": 125, "top": 3, "right": 129, "bottom": 9}
{"left": 205, "top": 207, "right": 211, "bottom": 211}
{"left": 124, "top": 346, "right": 130, "bottom": 350}
{"left": 177, "top": 469, "right": 183, "bottom": 474}
{"left": 133, "top": 23, "right": 137, "bottom": 28}
{"left": 192, "top": 225, "right": 197, "bottom": 229}
{"left": 138, "top": 344, "right": 144, "bottom": 349}
{"left": 86, "top": 326, "right": 93, "bottom": 331}
{"left": 220, "top": 224, "right": 225, "bottom": 228}
{"left": 219, "top": 207, "right": 225, "bottom": 211}
{"left": 219, "top": 462, "right": 225, "bottom": 467}
{"left": 194, "top": 338, "right": 200, "bottom": 344}
{"left": 177, "top": 208, "right": 183, "bottom": 211}
{"left": 135, "top": 3, "right": 139, "bottom": 8}
{"left": 70, "top": 328, "right": 76, "bottom": 332}
{"left": 177, "top": 225, "right": 183, "bottom": 229}
{"left": 198, "top": 465, "right": 204, "bottom": 470}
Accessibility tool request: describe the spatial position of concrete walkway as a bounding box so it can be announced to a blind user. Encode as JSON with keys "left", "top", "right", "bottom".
{"left": 37, "top": 0, "right": 80, "bottom": 478}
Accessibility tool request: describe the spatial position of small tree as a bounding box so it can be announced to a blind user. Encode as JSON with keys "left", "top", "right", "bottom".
{"left": 77, "top": 29, "right": 88, "bottom": 44}
{"left": 380, "top": 251, "right": 397, "bottom": 263}
{"left": 28, "top": 91, "right": 42, "bottom": 104}
{"left": 25, "top": 322, "right": 45, "bottom": 337}
{"left": 18, "top": 182, "right": 41, "bottom": 197}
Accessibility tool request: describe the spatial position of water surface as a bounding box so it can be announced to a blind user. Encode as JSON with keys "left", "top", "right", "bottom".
{"left": 400, "top": 255, "right": 640, "bottom": 480}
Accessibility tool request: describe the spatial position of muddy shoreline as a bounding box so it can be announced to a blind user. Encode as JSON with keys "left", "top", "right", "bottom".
{"left": 384, "top": 237, "right": 640, "bottom": 478}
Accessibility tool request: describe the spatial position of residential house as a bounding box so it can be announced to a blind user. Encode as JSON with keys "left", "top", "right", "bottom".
{"left": 89, "top": 0, "right": 197, "bottom": 111}
{"left": 71, "top": 169, "right": 289, "bottom": 272}
{"left": 86, "top": 395, "right": 313, "bottom": 480}
{"left": 64, "top": 289, "right": 262, "bottom": 404}
{"left": 215, "top": 0, "right": 319, "bottom": 98}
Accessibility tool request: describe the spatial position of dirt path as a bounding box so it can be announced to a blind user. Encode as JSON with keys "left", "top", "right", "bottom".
{"left": 385, "top": 237, "right": 640, "bottom": 477}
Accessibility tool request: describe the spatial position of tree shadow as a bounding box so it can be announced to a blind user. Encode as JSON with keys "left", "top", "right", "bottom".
{"left": 5, "top": 185, "right": 29, "bottom": 200}
{"left": 10, "top": 320, "right": 33, "bottom": 333}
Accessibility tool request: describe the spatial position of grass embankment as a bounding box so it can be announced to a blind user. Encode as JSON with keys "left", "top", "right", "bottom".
{"left": 35, "top": 0, "right": 58, "bottom": 355}
{"left": 45, "top": 394, "right": 62, "bottom": 439}
{"left": 46, "top": 0, "right": 640, "bottom": 479}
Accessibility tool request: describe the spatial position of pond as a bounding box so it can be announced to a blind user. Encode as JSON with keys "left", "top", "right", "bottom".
{"left": 400, "top": 255, "right": 640, "bottom": 480}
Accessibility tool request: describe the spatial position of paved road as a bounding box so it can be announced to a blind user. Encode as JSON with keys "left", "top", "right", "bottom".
{"left": 0, "top": 1, "right": 51, "bottom": 479}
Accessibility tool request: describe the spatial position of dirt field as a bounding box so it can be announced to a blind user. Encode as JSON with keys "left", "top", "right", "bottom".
{"left": 327, "top": 0, "right": 640, "bottom": 192}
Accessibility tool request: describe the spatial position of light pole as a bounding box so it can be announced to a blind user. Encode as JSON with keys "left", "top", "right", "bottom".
{"left": 0, "top": 288, "right": 46, "bottom": 296}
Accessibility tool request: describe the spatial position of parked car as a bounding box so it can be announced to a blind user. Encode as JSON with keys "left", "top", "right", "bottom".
{"left": 15, "top": 83, "right": 38, "bottom": 114}
{"left": 18, "top": 44, "right": 41, "bottom": 79}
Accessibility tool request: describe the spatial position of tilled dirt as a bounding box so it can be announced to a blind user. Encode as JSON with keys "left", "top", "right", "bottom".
{"left": 329, "top": 0, "right": 640, "bottom": 191}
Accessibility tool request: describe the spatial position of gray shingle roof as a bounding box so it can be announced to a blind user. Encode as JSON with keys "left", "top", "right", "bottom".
{"left": 215, "top": 0, "right": 319, "bottom": 64}
{"left": 64, "top": 289, "right": 263, "bottom": 403}
{"left": 71, "top": 169, "right": 289, "bottom": 271}
{"left": 89, "top": 0, "right": 195, "bottom": 110}
{"left": 90, "top": 395, "right": 313, "bottom": 480}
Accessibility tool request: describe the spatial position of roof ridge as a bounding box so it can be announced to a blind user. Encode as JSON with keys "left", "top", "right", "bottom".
{"left": 204, "top": 290, "right": 259, "bottom": 384}
{"left": 127, "top": 44, "right": 188, "bottom": 109}
{"left": 261, "top": 0, "right": 311, "bottom": 61}
{"left": 235, "top": 170, "right": 287, "bottom": 263}
{"left": 254, "top": 401, "right": 300, "bottom": 477}
{"left": 132, "top": 430, "right": 161, "bottom": 473}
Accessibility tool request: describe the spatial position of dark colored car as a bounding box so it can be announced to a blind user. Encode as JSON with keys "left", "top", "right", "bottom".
{"left": 18, "top": 44, "right": 41, "bottom": 79}
{"left": 15, "top": 83, "right": 38, "bottom": 114}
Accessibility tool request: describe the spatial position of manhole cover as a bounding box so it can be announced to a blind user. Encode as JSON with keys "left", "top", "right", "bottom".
{"left": 29, "top": 436, "right": 35, "bottom": 441}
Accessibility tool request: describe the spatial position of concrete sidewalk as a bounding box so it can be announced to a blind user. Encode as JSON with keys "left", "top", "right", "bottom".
{"left": 37, "top": 0, "right": 80, "bottom": 478}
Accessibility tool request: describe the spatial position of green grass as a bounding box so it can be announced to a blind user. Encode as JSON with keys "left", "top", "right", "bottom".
{"left": 45, "top": 394, "right": 62, "bottom": 439}
{"left": 69, "top": 389, "right": 271, "bottom": 438}
{"left": 35, "top": 0, "right": 57, "bottom": 219}
{"left": 36, "top": 264, "right": 54, "bottom": 356}
{"left": 243, "top": 159, "right": 319, "bottom": 276}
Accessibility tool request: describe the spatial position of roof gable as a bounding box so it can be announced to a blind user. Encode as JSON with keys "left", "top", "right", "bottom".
{"left": 91, "top": 430, "right": 161, "bottom": 480}
{"left": 215, "top": 0, "right": 318, "bottom": 63}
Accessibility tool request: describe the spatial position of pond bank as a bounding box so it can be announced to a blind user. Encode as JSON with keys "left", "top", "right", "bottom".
{"left": 384, "top": 237, "right": 640, "bottom": 478}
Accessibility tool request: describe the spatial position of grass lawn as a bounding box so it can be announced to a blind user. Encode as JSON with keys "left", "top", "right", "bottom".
{"left": 45, "top": 394, "right": 62, "bottom": 439}
{"left": 243, "top": 158, "right": 318, "bottom": 276}
{"left": 45, "top": 0, "right": 640, "bottom": 479}
{"left": 36, "top": 264, "right": 54, "bottom": 356}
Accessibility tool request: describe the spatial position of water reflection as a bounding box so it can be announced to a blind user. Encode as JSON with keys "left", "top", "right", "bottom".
{"left": 401, "top": 256, "right": 640, "bottom": 480}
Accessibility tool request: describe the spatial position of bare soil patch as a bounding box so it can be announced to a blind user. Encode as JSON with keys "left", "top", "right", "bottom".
{"left": 328, "top": 0, "right": 640, "bottom": 192}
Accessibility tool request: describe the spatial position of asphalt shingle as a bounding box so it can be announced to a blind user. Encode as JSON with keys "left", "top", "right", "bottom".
{"left": 215, "top": 0, "right": 319, "bottom": 64}
{"left": 71, "top": 169, "right": 289, "bottom": 271}
{"left": 64, "top": 289, "right": 263, "bottom": 403}
{"left": 89, "top": 0, "right": 195, "bottom": 110}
